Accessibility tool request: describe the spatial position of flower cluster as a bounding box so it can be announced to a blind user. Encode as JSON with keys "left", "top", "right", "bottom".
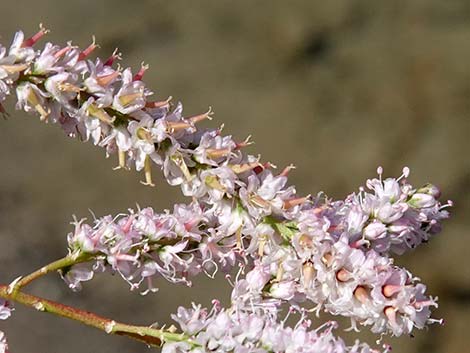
{"left": 335, "top": 167, "right": 451, "bottom": 254}
{"left": 0, "top": 26, "right": 452, "bottom": 351}
{"left": 0, "top": 28, "right": 450, "bottom": 254}
{"left": 163, "top": 301, "right": 388, "bottom": 353}
{"left": 65, "top": 191, "right": 444, "bottom": 336}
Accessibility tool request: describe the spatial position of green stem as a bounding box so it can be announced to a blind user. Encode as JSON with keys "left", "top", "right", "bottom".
{"left": 12, "top": 254, "right": 91, "bottom": 291}
{"left": 0, "top": 285, "right": 190, "bottom": 348}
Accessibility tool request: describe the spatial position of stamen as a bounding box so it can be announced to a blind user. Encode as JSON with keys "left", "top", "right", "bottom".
{"left": 440, "top": 200, "right": 453, "bottom": 209}
{"left": 225, "top": 274, "right": 235, "bottom": 287}
{"left": 258, "top": 234, "right": 267, "bottom": 257}
{"left": 140, "top": 156, "right": 155, "bottom": 187}
{"left": 282, "top": 306, "right": 295, "bottom": 325}
{"left": 235, "top": 227, "right": 243, "bottom": 249}
{"left": 171, "top": 154, "right": 192, "bottom": 181}
{"left": 358, "top": 187, "right": 365, "bottom": 205}
{"left": 113, "top": 150, "right": 127, "bottom": 170}
{"left": 377, "top": 166, "right": 383, "bottom": 182}
{"left": 276, "top": 264, "right": 284, "bottom": 282}
{"left": 428, "top": 318, "right": 444, "bottom": 325}
{"left": 397, "top": 166, "right": 410, "bottom": 182}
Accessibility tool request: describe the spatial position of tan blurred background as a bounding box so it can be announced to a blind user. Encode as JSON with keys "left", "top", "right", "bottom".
{"left": 0, "top": 1, "right": 469, "bottom": 352}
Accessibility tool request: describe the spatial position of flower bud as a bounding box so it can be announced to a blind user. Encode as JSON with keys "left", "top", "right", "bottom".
{"left": 417, "top": 183, "right": 441, "bottom": 198}
{"left": 408, "top": 193, "right": 436, "bottom": 208}
{"left": 269, "top": 281, "right": 296, "bottom": 300}
{"left": 336, "top": 268, "right": 351, "bottom": 282}
{"left": 363, "top": 221, "right": 387, "bottom": 240}
{"left": 353, "top": 286, "right": 368, "bottom": 304}
{"left": 246, "top": 266, "right": 271, "bottom": 292}
{"left": 382, "top": 284, "right": 401, "bottom": 298}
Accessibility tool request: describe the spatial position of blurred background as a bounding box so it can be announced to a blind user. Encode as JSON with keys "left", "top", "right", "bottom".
{"left": 0, "top": 1, "right": 469, "bottom": 352}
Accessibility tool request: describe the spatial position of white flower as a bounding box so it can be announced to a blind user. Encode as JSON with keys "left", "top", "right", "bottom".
{"left": 112, "top": 68, "right": 147, "bottom": 114}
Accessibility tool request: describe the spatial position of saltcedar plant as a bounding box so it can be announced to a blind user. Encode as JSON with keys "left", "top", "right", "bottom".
{"left": 0, "top": 26, "right": 451, "bottom": 353}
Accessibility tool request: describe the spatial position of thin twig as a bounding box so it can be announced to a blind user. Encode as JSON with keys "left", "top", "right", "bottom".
{"left": 0, "top": 285, "right": 190, "bottom": 348}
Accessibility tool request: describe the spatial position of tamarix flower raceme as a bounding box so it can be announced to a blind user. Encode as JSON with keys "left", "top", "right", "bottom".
{"left": 0, "top": 26, "right": 452, "bottom": 353}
